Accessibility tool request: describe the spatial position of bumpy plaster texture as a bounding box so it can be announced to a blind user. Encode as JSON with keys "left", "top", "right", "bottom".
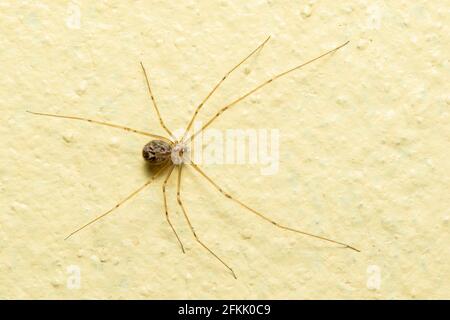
{"left": 0, "top": 1, "right": 448, "bottom": 299}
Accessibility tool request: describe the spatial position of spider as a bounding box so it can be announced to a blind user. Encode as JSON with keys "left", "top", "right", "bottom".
{"left": 28, "top": 36, "right": 359, "bottom": 279}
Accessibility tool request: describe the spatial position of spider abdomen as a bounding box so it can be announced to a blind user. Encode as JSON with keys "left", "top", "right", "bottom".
{"left": 142, "top": 140, "right": 172, "bottom": 165}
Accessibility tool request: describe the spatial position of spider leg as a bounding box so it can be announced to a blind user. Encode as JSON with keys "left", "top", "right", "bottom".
{"left": 27, "top": 111, "right": 171, "bottom": 143}
{"left": 189, "top": 162, "right": 360, "bottom": 252}
{"left": 186, "top": 41, "right": 350, "bottom": 142}
{"left": 162, "top": 165, "right": 185, "bottom": 253}
{"left": 176, "top": 165, "right": 237, "bottom": 279}
{"left": 65, "top": 163, "right": 169, "bottom": 240}
{"left": 181, "top": 36, "right": 270, "bottom": 142}
{"left": 140, "top": 62, "right": 176, "bottom": 140}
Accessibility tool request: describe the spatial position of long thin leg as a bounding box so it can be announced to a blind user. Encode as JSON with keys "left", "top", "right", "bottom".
{"left": 27, "top": 111, "right": 171, "bottom": 143}
{"left": 162, "top": 165, "right": 185, "bottom": 253}
{"left": 140, "top": 62, "right": 176, "bottom": 140}
{"left": 65, "top": 163, "right": 169, "bottom": 240}
{"left": 186, "top": 41, "right": 350, "bottom": 143}
{"left": 180, "top": 36, "right": 271, "bottom": 142}
{"left": 176, "top": 165, "right": 237, "bottom": 279}
{"left": 190, "top": 162, "right": 360, "bottom": 252}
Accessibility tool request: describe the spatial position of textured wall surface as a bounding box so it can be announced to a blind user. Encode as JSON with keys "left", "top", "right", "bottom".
{"left": 0, "top": 1, "right": 448, "bottom": 299}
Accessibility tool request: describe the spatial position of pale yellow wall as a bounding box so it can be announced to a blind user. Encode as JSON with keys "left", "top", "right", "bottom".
{"left": 0, "top": 0, "right": 448, "bottom": 299}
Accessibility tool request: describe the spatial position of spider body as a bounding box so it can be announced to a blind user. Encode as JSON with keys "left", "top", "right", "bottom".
{"left": 28, "top": 37, "right": 358, "bottom": 279}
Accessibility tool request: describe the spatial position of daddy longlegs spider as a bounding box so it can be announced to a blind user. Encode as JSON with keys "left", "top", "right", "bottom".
{"left": 28, "top": 36, "right": 359, "bottom": 279}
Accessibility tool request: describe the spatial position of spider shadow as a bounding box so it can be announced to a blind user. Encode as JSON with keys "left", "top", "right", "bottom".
{"left": 141, "top": 161, "right": 172, "bottom": 179}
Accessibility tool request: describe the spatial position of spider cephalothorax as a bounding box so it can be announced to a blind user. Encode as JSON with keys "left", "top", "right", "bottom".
{"left": 29, "top": 38, "right": 357, "bottom": 279}
{"left": 142, "top": 140, "right": 189, "bottom": 165}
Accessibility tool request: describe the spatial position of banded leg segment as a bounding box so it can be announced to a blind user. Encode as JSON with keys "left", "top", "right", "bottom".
{"left": 27, "top": 111, "right": 171, "bottom": 142}
{"left": 176, "top": 165, "right": 237, "bottom": 279}
{"left": 181, "top": 36, "right": 271, "bottom": 142}
{"left": 65, "top": 163, "right": 169, "bottom": 240}
{"left": 140, "top": 62, "right": 176, "bottom": 140}
{"left": 162, "top": 165, "right": 185, "bottom": 253}
{"left": 186, "top": 41, "right": 350, "bottom": 142}
{"left": 190, "top": 162, "right": 360, "bottom": 252}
